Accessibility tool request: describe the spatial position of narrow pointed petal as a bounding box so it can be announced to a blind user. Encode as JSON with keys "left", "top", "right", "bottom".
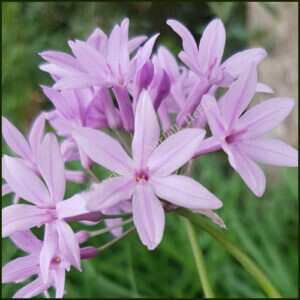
{"left": 193, "top": 209, "right": 227, "bottom": 229}
{"left": 157, "top": 101, "right": 172, "bottom": 132}
{"left": 2, "top": 204, "right": 54, "bottom": 237}
{"left": 40, "top": 224, "right": 58, "bottom": 283}
{"left": 54, "top": 266, "right": 66, "bottom": 298}
{"left": 201, "top": 95, "right": 226, "bottom": 140}
{"left": 56, "top": 220, "right": 81, "bottom": 271}
{"left": 53, "top": 75, "right": 112, "bottom": 90}
{"left": 225, "top": 145, "right": 266, "bottom": 197}
{"left": 56, "top": 194, "right": 90, "bottom": 219}
{"left": 167, "top": 20, "right": 199, "bottom": 70}
{"left": 28, "top": 113, "right": 46, "bottom": 157}
{"left": 39, "top": 50, "right": 84, "bottom": 73}
{"left": 112, "top": 86, "right": 134, "bottom": 131}
{"left": 221, "top": 48, "right": 267, "bottom": 79}
{"left": 86, "top": 176, "right": 136, "bottom": 211}
{"left": 219, "top": 62, "right": 257, "bottom": 130}
{"left": 38, "top": 133, "right": 66, "bottom": 204}
{"left": 135, "top": 34, "right": 160, "bottom": 71}
{"left": 193, "top": 136, "right": 222, "bottom": 158}
{"left": 198, "top": 18, "right": 225, "bottom": 71}
{"left": 157, "top": 46, "right": 179, "bottom": 81}
{"left": 132, "top": 90, "right": 160, "bottom": 169}
{"left": 71, "top": 40, "right": 109, "bottom": 77}
{"left": 65, "top": 170, "right": 88, "bottom": 184}
{"left": 239, "top": 137, "right": 298, "bottom": 167}
{"left": 10, "top": 230, "right": 43, "bottom": 254}
{"left": 237, "top": 97, "right": 295, "bottom": 139}
{"left": 256, "top": 83, "right": 274, "bottom": 94}
{"left": 2, "top": 155, "right": 50, "bottom": 206}
{"left": 151, "top": 175, "right": 222, "bottom": 209}
{"left": 128, "top": 35, "right": 148, "bottom": 54}
{"left": 2, "top": 255, "right": 40, "bottom": 283}
{"left": 13, "top": 277, "right": 53, "bottom": 299}
{"left": 72, "top": 126, "right": 134, "bottom": 176}
{"left": 86, "top": 27, "right": 108, "bottom": 54}
{"left": 133, "top": 184, "right": 165, "bottom": 250}
{"left": 148, "top": 128, "right": 206, "bottom": 176}
{"left": 2, "top": 117, "right": 33, "bottom": 161}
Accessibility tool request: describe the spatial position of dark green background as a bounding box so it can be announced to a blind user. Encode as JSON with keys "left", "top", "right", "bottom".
{"left": 2, "top": 2, "right": 298, "bottom": 298}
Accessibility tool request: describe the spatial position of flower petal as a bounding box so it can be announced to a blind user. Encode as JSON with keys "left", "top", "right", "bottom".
{"left": 219, "top": 62, "right": 257, "bottom": 130}
{"left": 13, "top": 276, "right": 53, "bottom": 299}
{"left": 28, "top": 113, "right": 46, "bottom": 157}
{"left": 10, "top": 230, "right": 43, "bottom": 254}
{"left": 2, "top": 155, "right": 50, "bottom": 206}
{"left": 151, "top": 175, "right": 222, "bottom": 209}
{"left": 2, "top": 117, "right": 33, "bottom": 161}
{"left": 72, "top": 126, "right": 134, "bottom": 176}
{"left": 40, "top": 223, "right": 58, "bottom": 283}
{"left": 239, "top": 137, "right": 298, "bottom": 167}
{"left": 38, "top": 133, "right": 66, "bottom": 204}
{"left": 256, "top": 83, "right": 274, "bottom": 94}
{"left": 86, "top": 176, "right": 136, "bottom": 211}
{"left": 198, "top": 18, "right": 225, "bottom": 71}
{"left": 128, "top": 35, "right": 148, "bottom": 54}
{"left": 2, "top": 254, "right": 40, "bottom": 283}
{"left": 132, "top": 183, "right": 165, "bottom": 250}
{"left": 55, "top": 220, "right": 81, "bottom": 271}
{"left": 221, "top": 48, "right": 266, "bottom": 79}
{"left": 202, "top": 95, "right": 226, "bottom": 140}
{"left": 132, "top": 90, "right": 160, "bottom": 169}
{"left": 2, "top": 204, "right": 53, "bottom": 237}
{"left": 237, "top": 97, "right": 295, "bottom": 139}
{"left": 225, "top": 145, "right": 266, "bottom": 197}
{"left": 167, "top": 20, "right": 199, "bottom": 71}
{"left": 53, "top": 266, "right": 66, "bottom": 298}
{"left": 193, "top": 136, "right": 222, "bottom": 158}
{"left": 148, "top": 128, "right": 205, "bottom": 176}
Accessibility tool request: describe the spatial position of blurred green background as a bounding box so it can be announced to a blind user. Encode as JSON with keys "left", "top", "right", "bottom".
{"left": 2, "top": 2, "right": 298, "bottom": 298}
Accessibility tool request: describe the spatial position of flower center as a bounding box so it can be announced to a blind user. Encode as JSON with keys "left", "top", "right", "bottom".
{"left": 225, "top": 129, "right": 247, "bottom": 144}
{"left": 135, "top": 171, "right": 149, "bottom": 183}
{"left": 51, "top": 257, "right": 61, "bottom": 265}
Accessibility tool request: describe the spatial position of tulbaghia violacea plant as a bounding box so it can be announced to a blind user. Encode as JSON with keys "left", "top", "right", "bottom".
{"left": 2, "top": 17, "right": 298, "bottom": 298}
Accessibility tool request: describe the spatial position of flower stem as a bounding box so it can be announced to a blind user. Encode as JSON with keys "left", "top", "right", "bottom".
{"left": 89, "top": 218, "right": 133, "bottom": 237}
{"left": 176, "top": 208, "right": 282, "bottom": 298}
{"left": 97, "top": 226, "right": 136, "bottom": 252}
{"left": 184, "top": 218, "right": 215, "bottom": 298}
{"left": 88, "top": 168, "right": 100, "bottom": 183}
{"left": 101, "top": 212, "right": 132, "bottom": 219}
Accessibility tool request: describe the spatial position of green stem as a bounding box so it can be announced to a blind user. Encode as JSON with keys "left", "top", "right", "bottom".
{"left": 89, "top": 218, "right": 133, "bottom": 237}
{"left": 101, "top": 212, "right": 132, "bottom": 219}
{"left": 176, "top": 208, "right": 282, "bottom": 298}
{"left": 184, "top": 219, "right": 215, "bottom": 298}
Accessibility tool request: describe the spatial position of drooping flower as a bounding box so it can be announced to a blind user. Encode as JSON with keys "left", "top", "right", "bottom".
{"left": 2, "top": 133, "right": 97, "bottom": 272}
{"left": 72, "top": 90, "right": 222, "bottom": 250}
{"left": 194, "top": 63, "right": 298, "bottom": 196}
{"left": 167, "top": 18, "right": 270, "bottom": 126}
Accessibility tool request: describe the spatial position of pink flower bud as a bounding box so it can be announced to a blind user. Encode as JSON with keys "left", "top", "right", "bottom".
{"left": 75, "top": 230, "right": 90, "bottom": 244}
{"left": 80, "top": 246, "right": 99, "bottom": 260}
{"left": 151, "top": 70, "right": 171, "bottom": 110}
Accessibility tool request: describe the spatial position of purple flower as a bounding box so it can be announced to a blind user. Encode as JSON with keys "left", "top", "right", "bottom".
{"left": 2, "top": 114, "right": 87, "bottom": 189}
{"left": 72, "top": 91, "right": 222, "bottom": 250}
{"left": 194, "top": 63, "right": 298, "bottom": 196}
{"left": 2, "top": 229, "right": 95, "bottom": 298}
{"left": 167, "top": 18, "right": 269, "bottom": 126}
{"left": 39, "top": 19, "right": 159, "bottom": 131}
{"left": 2, "top": 133, "right": 93, "bottom": 271}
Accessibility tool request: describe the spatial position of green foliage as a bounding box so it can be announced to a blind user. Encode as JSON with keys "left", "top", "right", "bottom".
{"left": 2, "top": 2, "right": 298, "bottom": 298}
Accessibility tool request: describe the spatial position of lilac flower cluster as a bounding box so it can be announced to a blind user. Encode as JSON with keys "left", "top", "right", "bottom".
{"left": 2, "top": 18, "right": 298, "bottom": 298}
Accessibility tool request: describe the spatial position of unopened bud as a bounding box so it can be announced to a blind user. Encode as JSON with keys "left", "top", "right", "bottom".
{"left": 80, "top": 246, "right": 99, "bottom": 260}
{"left": 136, "top": 60, "right": 154, "bottom": 93}
{"left": 152, "top": 70, "right": 171, "bottom": 110}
